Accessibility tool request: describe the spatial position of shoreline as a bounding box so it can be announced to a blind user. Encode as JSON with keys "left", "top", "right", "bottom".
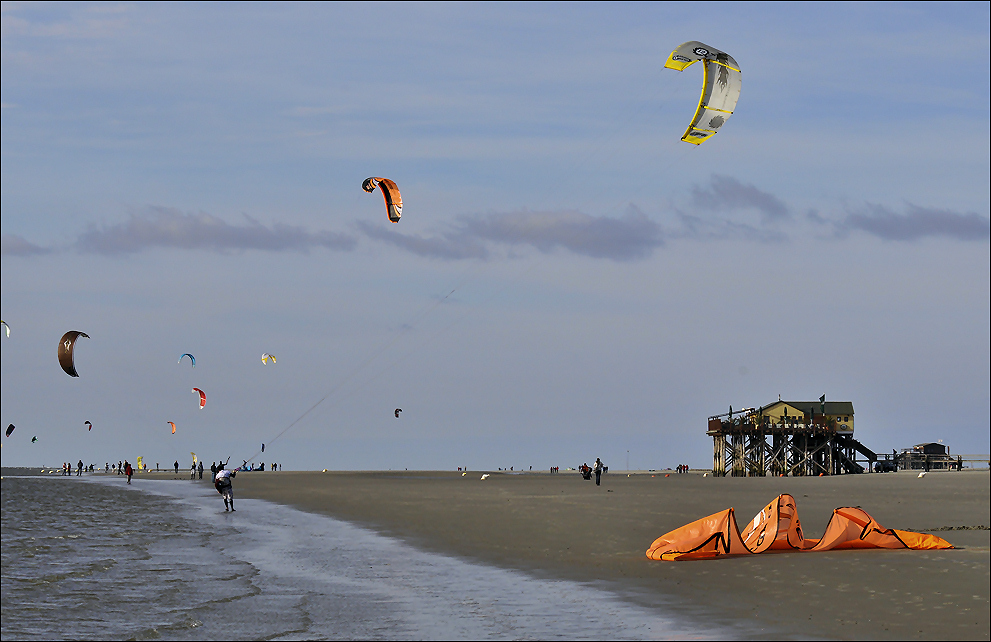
{"left": 5, "top": 468, "right": 989, "bottom": 639}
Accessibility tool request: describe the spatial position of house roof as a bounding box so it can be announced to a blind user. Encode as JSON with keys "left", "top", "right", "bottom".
{"left": 774, "top": 401, "right": 854, "bottom": 416}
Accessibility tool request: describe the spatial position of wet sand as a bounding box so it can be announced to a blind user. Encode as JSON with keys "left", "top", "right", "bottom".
{"left": 230, "top": 468, "right": 989, "bottom": 640}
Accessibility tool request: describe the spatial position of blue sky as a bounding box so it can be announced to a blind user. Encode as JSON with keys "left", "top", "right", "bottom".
{"left": 2, "top": 2, "right": 988, "bottom": 470}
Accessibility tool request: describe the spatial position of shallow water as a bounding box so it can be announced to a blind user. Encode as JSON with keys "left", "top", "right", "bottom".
{"left": 2, "top": 475, "right": 724, "bottom": 640}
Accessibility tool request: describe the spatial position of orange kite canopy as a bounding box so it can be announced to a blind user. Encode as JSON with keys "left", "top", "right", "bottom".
{"left": 646, "top": 493, "right": 952, "bottom": 561}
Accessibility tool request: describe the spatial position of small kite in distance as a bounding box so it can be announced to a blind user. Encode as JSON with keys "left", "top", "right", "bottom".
{"left": 84, "top": 421, "right": 92, "bottom": 431}
{"left": 168, "top": 421, "right": 176, "bottom": 435}
{"left": 179, "top": 353, "right": 196, "bottom": 368}
{"left": 5, "top": 424, "right": 14, "bottom": 438}
{"left": 362, "top": 177, "right": 403, "bottom": 223}
{"left": 192, "top": 388, "right": 206, "bottom": 410}
{"left": 1, "top": 320, "right": 9, "bottom": 337}
{"left": 31, "top": 436, "right": 38, "bottom": 443}
{"left": 261, "top": 443, "right": 265, "bottom": 453}
{"left": 261, "top": 353, "right": 276, "bottom": 365}
{"left": 58, "top": 331, "right": 90, "bottom": 377}
{"left": 394, "top": 408, "right": 402, "bottom": 418}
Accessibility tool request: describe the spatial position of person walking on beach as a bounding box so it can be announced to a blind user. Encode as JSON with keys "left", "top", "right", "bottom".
{"left": 174, "top": 460, "right": 179, "bottom": 474}
{"left": 124, "top": 461, "right": 133, "bottom": 484}
{"left": 214, "top": 463, "right": 236, "bottom": 511}
{"left": 593, "top": 458, "right": 604, "bottom": 486}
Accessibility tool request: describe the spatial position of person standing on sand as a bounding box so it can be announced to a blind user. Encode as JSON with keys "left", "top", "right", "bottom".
{"left": 593, "top": 458, "right": 604, "bottom": 486}
{"left": 124, "top": 461, "right": 133, "bottom": 484}
{"left": 174, "top": 460, "right": 179, "bottom": 474}
{"left": 214, "top": 463, "right": 236, "bottom": 511}
{"left": 77, "top": 460, "right": 83, "bottom": 476}
{"left": 198, "top": 461, "right": 204, "bottom": 479}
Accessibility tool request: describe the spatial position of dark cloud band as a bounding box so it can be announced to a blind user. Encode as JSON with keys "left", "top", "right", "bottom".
{"left": 74, "top": 207, "right": 357, "bottom": 255}
{"left": 0, "top": 234, "right": 52, "bottom": 257}
{"left": 841, "top": 204, "right": 990, "bottom": 241}
{"left": 359, "top": 209, "right": 664, "bottom": 261}
{"left": 692, "top": 175, "right": 790, "bottom": 221}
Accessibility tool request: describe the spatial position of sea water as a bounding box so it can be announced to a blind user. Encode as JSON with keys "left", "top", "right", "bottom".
{"left": 2, "top": 475, "right": 723, "bottom": 640}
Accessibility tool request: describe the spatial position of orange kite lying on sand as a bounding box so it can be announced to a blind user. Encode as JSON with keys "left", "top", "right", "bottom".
{"left": 647, "top": 494, "right": 952, "bottom": 561}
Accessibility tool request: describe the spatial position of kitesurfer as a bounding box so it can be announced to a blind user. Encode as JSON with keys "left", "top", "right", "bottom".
{"left": 215, "top": 463, "right": 237, "bottom": 511}
{"left": 593, "top": 458, "right": 604, "bottom": 486}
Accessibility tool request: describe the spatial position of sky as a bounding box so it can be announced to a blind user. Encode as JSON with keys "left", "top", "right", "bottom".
{"left": 1, "top": 2, "right": 988, "bottom": 471}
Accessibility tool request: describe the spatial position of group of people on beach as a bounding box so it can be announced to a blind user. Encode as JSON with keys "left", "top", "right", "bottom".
{"left": 237, "top": 461, "right": 279, "bottom": 471}
{"left": 579, "top": 458, "right": 606, "bottom": 485}
{"left": 675, "top": 464, "right": 690, "bottom": 474}
{"left": 57, "top": 461, "right": 93, "bottom": 476}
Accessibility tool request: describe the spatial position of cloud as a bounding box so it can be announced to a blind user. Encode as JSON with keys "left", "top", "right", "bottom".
{"left": 1, "top": 234, "right": 52, "bottom": 257}
{"left": 356, "top": 221, "right": 488, "bottom": 260}
{"left": 692, "top": 175, "right": 790, "bottom": 221}
{"left": 462, "top": 209, "right": 663, "bottom": 260}
{"left": 671, "top": 213, "right": 788, "bottom": 243}
{"left": 75, "top": 207, "right": 357, "bottom": 255}
{"left": 359, "top": 208, "right": 664, "bottom": 261}
{"left": 839, "top": 204, "right": 990, "bottom": 241}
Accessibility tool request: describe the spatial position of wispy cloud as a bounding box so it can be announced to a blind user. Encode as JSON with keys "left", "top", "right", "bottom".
{"left": 1, "top": 3, "right": 130, "bottom": 40}
{"left": 75, "top": 207, "right": 357, "bottom": 255}
{"left": 691, "top": 175, "right": 790, "bottom": 221}
{"left": 0, "top": 234, "right": 51, "bottom": 257}
{"left": 356, "top": 221, "right": 487, "bottom": 260}
{"left": 359, "top": 208, "right": 664, "bottom": 261}
{"left": 839, "top": 204, "right": 990, "bottom": 241}
{"left": 671, "top": 212, "right": 788, "bottom": 243}
{"left": 462, "top": 209, "right": 663, "bottom": 260}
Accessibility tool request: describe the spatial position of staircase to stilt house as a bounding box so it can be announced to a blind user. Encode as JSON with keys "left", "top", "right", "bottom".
{"left": 834, "top": 434, "right": 877, "bottom": 474}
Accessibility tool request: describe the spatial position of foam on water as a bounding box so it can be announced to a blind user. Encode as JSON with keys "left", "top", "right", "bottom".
{"left": 3, "top": 475, "right": 726, "bottom": 640}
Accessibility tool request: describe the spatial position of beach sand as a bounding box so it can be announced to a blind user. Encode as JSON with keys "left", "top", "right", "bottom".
{"left": 10, "top": 466, "right": 984, "bottom": 638}
{"left": 228, "top": 468, "right": 989, "bottom": 640}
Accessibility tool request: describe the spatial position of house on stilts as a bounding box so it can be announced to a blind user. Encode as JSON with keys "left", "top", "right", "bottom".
{"left": 708, "top": 398, "right": 877, "bottom": 476}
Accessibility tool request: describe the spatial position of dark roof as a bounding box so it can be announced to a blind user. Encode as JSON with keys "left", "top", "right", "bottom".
{"left": 781, "top": 401, "right": 854, "bottom": 416}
